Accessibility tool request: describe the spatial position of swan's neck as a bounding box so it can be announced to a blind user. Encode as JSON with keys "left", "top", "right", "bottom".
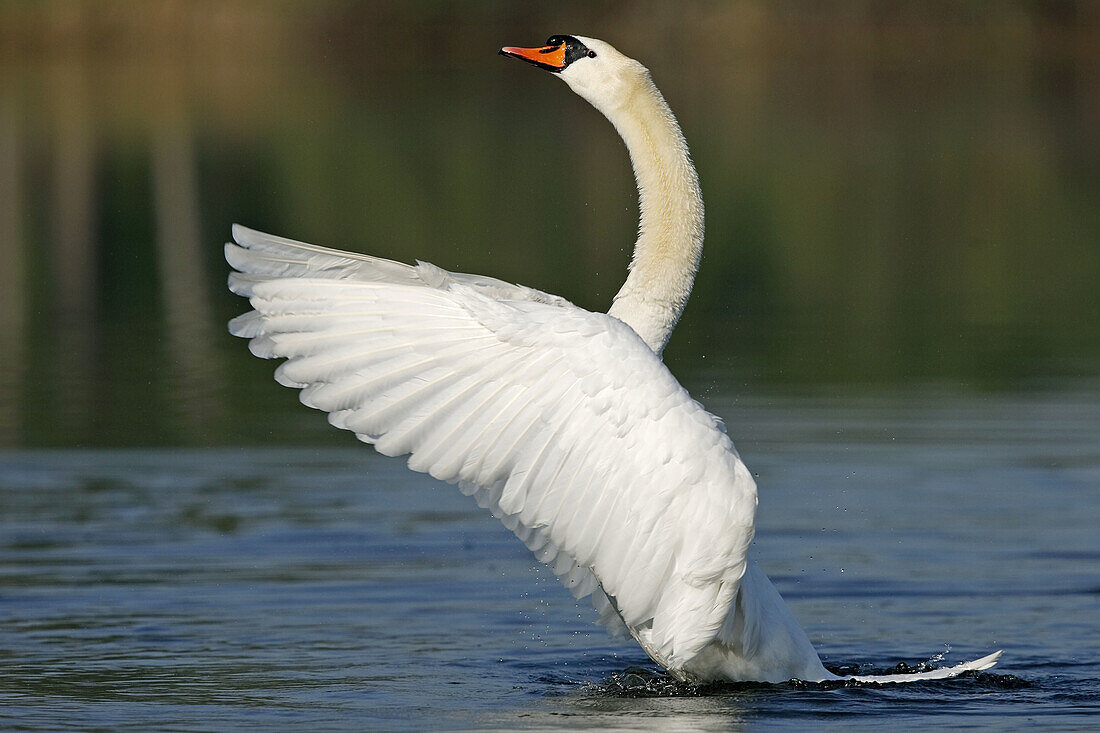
{"left": 602, "top": 75, "right": 704, "bottom": 355}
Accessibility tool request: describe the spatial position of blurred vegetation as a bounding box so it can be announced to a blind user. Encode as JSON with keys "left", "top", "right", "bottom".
{"left": 0, "top": 0, "right": 1097, "bottom": 446}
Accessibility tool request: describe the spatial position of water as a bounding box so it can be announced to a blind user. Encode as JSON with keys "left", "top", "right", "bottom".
{"left": 2, "top": 3, "right": 1099, "bottom": 728}
{"left": 3, "top": 388, "right": 1097, "bottom": 730}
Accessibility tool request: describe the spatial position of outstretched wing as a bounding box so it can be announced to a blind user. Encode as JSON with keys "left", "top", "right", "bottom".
{"left": 226, "top": 226, "right": 758, "bottom": 668}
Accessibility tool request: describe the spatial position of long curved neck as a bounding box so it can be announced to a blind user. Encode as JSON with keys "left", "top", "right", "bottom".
{"left": 602, "top": 74, "right": 704, "bottom": 355}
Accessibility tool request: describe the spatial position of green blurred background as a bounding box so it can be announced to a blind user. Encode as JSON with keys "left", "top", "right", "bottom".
{"left": 1, "top": 0, "right": 1097, "bottom": 447}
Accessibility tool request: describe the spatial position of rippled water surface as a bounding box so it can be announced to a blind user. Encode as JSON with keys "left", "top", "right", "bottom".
{"left": 3, "top": 3, "right": 1099, "bottom": 729}
{"left": 2, "top": 388, "right": 1098, "bottom": 730}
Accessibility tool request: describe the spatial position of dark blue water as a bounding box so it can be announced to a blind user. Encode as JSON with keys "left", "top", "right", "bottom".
{"left": 2, "top": 388, "right": 1098, "bottom": 730}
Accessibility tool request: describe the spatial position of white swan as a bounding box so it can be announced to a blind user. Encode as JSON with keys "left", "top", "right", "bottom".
{"left": 226, "top": 35, "right": 1001, "bottom": 683}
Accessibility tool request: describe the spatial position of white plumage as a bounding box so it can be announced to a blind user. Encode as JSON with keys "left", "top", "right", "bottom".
{"left": 228, "top": 225, "right": 756, "bottom": 671}
{"left": 227, "top": 35, "right": 1001, "bottom": 683}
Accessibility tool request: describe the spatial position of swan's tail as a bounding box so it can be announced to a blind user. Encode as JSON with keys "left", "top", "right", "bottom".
{"left": 839, "top": 650, "right": 1003, "bottom": 684}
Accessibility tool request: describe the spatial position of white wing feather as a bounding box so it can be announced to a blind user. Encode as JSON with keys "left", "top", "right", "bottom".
{"left": 226, "top": 226, "right": 758, "bottom": 668}
{"left": 227, "top": 224, "right": 570, "bottom": 307}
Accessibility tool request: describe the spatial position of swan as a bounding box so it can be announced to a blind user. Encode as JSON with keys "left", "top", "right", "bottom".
{"left": 225, "top": 34, "right": 1002, "bottom": 683}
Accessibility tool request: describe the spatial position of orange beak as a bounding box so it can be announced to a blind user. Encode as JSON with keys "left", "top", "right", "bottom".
{"left": 499, "top": 42, "right": 568, "bottom": 72}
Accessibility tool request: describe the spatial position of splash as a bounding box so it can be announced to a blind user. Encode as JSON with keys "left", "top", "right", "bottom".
{"left": 588, "top": 662, "right": 1029, "bottom": 698}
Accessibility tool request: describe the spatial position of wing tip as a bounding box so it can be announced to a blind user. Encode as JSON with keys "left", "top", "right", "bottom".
{"left": 970, "top": 649, "right": 1003, "bottom": 671}
{"left": 228, "top": 310, "right": 263, "bottom": 338}
{"left": 232, "top": 222, "right": 258, "bottom": 246}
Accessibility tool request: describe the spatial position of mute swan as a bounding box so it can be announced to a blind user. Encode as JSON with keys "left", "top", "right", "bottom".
{"left": 226, "top": 35, "right": 1001, "bottom": 683}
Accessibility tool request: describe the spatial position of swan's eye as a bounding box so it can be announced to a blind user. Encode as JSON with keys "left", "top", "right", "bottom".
{"left": 587, "top": 50, "right": 597, "bottom": 58}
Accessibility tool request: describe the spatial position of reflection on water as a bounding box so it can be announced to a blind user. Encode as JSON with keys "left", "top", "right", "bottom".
{"left": 0, "top": 99, "right": 25, "bottom": 445}
{"left": 1, "top": 3, "right": 1099, "bottom": 725}
{"left": 1, "top": 390, "right": 1097, "bottom": 729}
{"left": 0, "top": 2, "right": 1098, "bottom": 446}
{"left": 152, "top": 110, "right": 226, "bottom": 440}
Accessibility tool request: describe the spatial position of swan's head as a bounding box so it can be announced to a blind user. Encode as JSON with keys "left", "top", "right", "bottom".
{"left": 500, "top": 35, "right": 648, "bottom": 113}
